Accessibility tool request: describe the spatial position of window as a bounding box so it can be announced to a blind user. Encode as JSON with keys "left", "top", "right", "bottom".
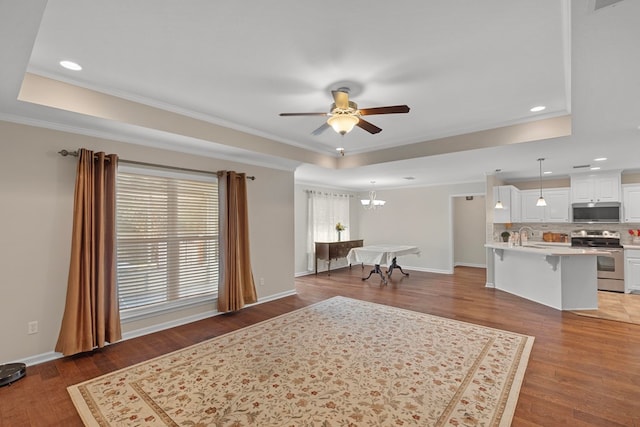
{"left": 309, "top": 193, "right": 350, "bottom": 242}
{"left": 306, "top": 191, "right": 350, "bottom": 270}
{"left": 116, "top": 166, "right": 218, "bottom": 318}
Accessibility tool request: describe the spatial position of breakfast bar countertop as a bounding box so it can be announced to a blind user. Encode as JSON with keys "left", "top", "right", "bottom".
{"left": 485, "top": 242, "right": 611, "bottom": 256}
{"left": 485, "top": 242, "right": 603, "bottom": 311}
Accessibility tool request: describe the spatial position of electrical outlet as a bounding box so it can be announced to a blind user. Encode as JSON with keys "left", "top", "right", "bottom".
{"left": 28, "top": 321, "right": 38, "bottom": 335}
{"left": 259, "top": 277, "right": 265, "bottom": 286}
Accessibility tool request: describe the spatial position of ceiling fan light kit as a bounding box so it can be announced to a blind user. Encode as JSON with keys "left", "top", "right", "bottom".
{"left": 280, "top": 87, "right": 410, "bottom": 136}
{"left": 327, "top": 114, "right": 359, "bottom": 135}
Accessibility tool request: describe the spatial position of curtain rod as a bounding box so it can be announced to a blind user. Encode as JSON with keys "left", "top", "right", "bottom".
{"left": 58, "top": 149, "right": 255, "bottom": 180}
{"left": 305, "top": 189, "right": 353, "bottom": 198}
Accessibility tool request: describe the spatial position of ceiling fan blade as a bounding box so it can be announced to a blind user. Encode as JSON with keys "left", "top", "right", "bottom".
{"left": 279, "top": 112, "right": 329, "bottom": 116}
{"left": 311, "top": 122, "right": 330, "bottom": 135}
{"left": 356, "top": 118, "right": 382, "bottom": 134}
{"left": 359, "top": 105, "right": 410, "bottom": 115}
{"left": 332, "top": 90, "right": 349, "bottom": 110}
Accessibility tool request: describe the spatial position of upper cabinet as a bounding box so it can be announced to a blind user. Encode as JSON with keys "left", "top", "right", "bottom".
{"left": 493, "top": 185, "right": 521, "bottom": 223}
{"left": 571, "top": 172, "right": 621, "bottom": 203}
{"left": 520, "top": 190, "right": 545, "bottom": 222}
{"left": 520, "top": 188, "right": 570, "bottom": 223}
{"left": 623, "top": 185, "right": 640, "bottom": 223}
{"left": 545, "top": 189, "right": 571, "bottom": 222}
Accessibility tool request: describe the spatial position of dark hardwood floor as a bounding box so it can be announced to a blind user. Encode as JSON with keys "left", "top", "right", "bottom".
{"left": 1, "top": 266, "right": 639, "bottom": 426}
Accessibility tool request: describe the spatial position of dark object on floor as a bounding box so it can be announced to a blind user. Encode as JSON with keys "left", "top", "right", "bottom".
{"left": 0, "top": 363, "right": 26, "bottom": 387}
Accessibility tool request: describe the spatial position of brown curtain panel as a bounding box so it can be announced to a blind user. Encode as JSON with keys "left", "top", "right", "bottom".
{"left": 217, "top": 171, "right": 257, "bottom": 312}
{"left": 55, "top": 149, "right": 121, "bottom": 356}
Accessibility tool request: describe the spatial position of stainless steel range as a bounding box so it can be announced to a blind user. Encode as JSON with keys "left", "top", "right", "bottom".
{"left": 571, "top": 230, "right": 624, "bottom": 292}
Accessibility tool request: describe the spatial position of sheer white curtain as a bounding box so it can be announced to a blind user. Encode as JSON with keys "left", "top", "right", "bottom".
{"left": 307, "top": 191, "right": 350, "bottom": 270}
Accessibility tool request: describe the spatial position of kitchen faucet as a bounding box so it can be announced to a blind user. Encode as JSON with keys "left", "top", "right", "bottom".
{"left": 518, "top": 226, "right": 534, "bottom": 246}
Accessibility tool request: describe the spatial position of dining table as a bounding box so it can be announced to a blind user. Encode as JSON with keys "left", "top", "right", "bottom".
{"left": 346, "top": 244, "right": 421, "bottom": 285}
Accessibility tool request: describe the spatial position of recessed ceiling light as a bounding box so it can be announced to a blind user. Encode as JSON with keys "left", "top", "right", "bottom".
{"left": 530, "top": 105, "right": 546, "bottom": 112}
{"left": 593, "top": 157, "right": 607, "bottom": 161}
{"left": 543, "top": 171, "right": 553, "bottom": 175}
{"left": 590, "top": 166, "right": 601, "bottom": 171}
{"left": 59, "top": 60, "right": 82, "bottom": 71}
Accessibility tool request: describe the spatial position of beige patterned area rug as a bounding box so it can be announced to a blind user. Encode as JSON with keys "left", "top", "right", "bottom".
{"left": 68, "top": 296, "right": 534, "bottom": 426}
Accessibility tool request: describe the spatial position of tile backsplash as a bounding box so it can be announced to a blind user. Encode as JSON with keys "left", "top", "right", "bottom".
{"left": 492, "top": 222, "right": 640, "bottom": 244}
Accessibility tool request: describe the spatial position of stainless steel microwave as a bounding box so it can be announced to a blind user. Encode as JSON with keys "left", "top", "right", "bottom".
{"left": 572, "top": 202, "right": 621, "bottom": 223}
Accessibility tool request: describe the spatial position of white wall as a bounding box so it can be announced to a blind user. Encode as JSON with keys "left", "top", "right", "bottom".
{"left": 0, "top": 120, "right": 295, "bottom": 364}
{"left": 294, "top": 182, "right": 485, "bottom": 275}
{"left": 357, "top": 182, "right": 486, "bottom": 274}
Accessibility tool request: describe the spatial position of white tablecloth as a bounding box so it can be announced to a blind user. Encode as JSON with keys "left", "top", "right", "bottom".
{"left": 346, "top": 245, "right": 421, "bottom": 266}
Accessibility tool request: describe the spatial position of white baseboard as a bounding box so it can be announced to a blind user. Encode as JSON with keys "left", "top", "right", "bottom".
{"left": 124, "top": 289, "right": 297, "bottom": 341}
{"left": 454, "top": 262, "right": 487, "bottom": 268}
{"left": 406, "top": 266, "right": 454, "bottom": 275}
{"left": 14, "top": 290, "right": 298, "bottom": 367}
{"left": 300, "top": 265, "right": 487, "bottom": 276}
{"left": 121, "top": 309, "right": 219, "bottom": 341}
{"left": 252, "top": 289, "right": 298, "bottom": 305}
{"left": 295, "top": 270, "right": 314, "bottom": 277}
{"left": 13, "top": 351, "right": 62, "bottom": 367}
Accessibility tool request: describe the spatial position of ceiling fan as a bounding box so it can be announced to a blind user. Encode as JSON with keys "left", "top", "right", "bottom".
{"left": 279, "top": 88, "right": 410, "bottom": 136}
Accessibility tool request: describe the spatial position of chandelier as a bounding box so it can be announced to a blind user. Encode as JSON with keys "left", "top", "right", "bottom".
{"left": 361, "top": 182, "right": 386, "bottom": 210}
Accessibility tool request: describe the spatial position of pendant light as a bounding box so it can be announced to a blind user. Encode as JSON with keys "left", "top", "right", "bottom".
{"left": 494, "top": 169, "right": 504, "bottom": 209}
{"left": 536, "top": 158, "right": 547, "bottom": 207}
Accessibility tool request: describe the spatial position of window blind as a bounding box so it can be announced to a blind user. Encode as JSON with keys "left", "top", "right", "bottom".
{"left": 116, "top": 168, "right": 219, "bottom": 314}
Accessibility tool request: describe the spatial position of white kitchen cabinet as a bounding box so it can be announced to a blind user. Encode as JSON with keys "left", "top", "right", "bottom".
{"left": 624, "top": 249, "right": 640, "bottom": 293}
{"left": 520, "top": 188, "right": 570, "bottom": 223}
{"left": 623, "top": 185, "right": 640, "bottom": 223}
{"left": 544, "top": 189, "right": 570, "bottom": 222}
{"left": 520, "top": 190, "right": 545, "bottom": 222}
{"left": 571, "top": 172, "right": 621, "bottom": 203}
{"left": 493, "top": 185, "right": 521, "bottom": 223}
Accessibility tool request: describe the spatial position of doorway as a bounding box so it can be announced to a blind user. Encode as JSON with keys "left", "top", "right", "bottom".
{"left": 452, "top": 195, "right": 486, "bottom": 268}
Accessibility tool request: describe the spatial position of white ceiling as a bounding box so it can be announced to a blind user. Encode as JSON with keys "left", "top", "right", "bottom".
{"left": 1, "top": 0, "right": 639, "bottom": 191}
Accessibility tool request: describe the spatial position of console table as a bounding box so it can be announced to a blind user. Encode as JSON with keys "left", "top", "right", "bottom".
{"left": 315, "top": 239, "right": 363, "bottom": 275}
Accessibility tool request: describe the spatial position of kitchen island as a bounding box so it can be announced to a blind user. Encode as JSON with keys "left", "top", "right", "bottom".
{"left": 485, "top": 242, "right": 607, "bottom": 310}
